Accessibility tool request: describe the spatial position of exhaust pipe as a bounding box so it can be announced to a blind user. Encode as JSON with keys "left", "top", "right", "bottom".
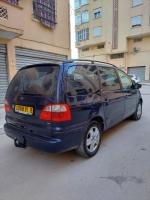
{"left": 14, "top": 138, "right": 26, "bottom": 148}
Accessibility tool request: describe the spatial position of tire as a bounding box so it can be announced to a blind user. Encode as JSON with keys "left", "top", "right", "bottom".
{"left": 131, "top": 102, "right": 142, "bottom": 121}
{"left": 76, "top": 121, "right": 102, "bottom": 158}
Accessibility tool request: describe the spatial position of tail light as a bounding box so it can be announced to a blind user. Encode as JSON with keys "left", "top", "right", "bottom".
{"left": 40, "top": 104, "right": 71, "bottom": 122}
{"left": 5, "top": 100, "right": 11, "bottom": 113}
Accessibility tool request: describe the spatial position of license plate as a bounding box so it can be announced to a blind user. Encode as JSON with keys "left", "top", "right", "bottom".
{"left": 15, "top": 105, "right": 34, "bottom": 115}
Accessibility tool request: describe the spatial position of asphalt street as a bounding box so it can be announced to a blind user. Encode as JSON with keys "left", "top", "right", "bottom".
{"left": 0, "top": 85, "right": 150, "bottom": 200}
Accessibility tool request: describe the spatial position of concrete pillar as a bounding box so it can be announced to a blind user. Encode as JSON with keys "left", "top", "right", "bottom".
{"left": 7, "top": 42, "right": 16, "bottom": 81}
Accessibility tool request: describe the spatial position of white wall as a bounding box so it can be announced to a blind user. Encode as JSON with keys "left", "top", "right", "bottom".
{"left": 70, "top": 0, "right": 78, "bottom": 59}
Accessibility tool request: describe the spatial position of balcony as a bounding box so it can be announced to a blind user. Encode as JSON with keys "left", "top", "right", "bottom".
{"left": 0, "top": 1, "right": 23, "bottom": 40}
{"left": 5, "top": 0, "right": 19, "bottom": 5}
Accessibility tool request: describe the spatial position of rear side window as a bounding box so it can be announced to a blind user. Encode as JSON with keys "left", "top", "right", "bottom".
{"left": 100, "top": 67, "right": 121, "bottom": 91}
{"left": 7, "top": 65, "right": 59, "bottom": 98}
{"left": 66, "top": 65, "right": 100, "bottom": 96}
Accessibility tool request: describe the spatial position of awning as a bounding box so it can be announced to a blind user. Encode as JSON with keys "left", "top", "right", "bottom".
{"left": 0, "top": 24, "right": 23, "bottom": 39}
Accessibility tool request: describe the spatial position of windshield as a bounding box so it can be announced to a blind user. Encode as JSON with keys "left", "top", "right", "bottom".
{"left": 128, "top": 75, "right": 134, "bottom": 78}
{"left": 7, "top": 65, "right": 59, "bottom": 98}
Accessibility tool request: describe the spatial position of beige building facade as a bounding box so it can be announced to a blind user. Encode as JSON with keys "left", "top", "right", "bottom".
{"left": 0, "top": 0, "right": 70, "bottom": 104}
{"left": 75, "top": 0, "right": 150, "bottom": 81}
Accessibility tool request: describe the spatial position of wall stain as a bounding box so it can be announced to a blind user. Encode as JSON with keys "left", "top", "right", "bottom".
{"left": 140, "top": 148, "right": 147, "bottom": 151}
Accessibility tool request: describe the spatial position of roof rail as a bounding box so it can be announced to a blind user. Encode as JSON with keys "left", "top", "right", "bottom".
{"left": 63, "top": 59, "right": 116, "bottom": 68}
{"left": 64, "top": 59, "right": 95, "bottom": 64}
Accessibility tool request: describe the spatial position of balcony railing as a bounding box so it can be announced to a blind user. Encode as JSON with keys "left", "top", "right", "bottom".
{"left": 33, "top": 0, "right": 56, "bottom": 29}
{"left": 5, "top": 0, "right": 19, "bottom": 5}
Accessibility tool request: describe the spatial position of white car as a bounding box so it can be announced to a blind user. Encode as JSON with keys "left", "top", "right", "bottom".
{"left": 128, "top": 74, "right": 140, "bottom": 83}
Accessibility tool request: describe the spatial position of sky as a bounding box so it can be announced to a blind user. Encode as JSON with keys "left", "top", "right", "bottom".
{"left": 70, "top": 0, "right": 78, "bottom": 58}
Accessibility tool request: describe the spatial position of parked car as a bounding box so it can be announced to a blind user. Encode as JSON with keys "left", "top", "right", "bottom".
{"left": 128, "top": 74, "right": 140, "bottom": 83}
{"left": 4, "top": 60, "right": 143, "bottom": 158}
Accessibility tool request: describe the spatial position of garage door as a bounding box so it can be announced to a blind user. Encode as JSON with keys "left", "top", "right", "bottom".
{"left": 0, "top": 45, "right": 8, "bottom": 104}
{"left": 128, "top": 66, "right": 146, "bottom": 81}
{"left": 16, "top": 47, "right": 67, "bottom": 71}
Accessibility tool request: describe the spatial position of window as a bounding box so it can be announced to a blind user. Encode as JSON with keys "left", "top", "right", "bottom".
{"left": 75, "top": 14, "right": 81, "bottom": 26}
{"left": 97, "top": 44, "right": 105, "bottom": 49}
{"left": 75, "top": 0, "right": 80, "bottom": 9}
{"left": 6, "top": 0, "right": 19, "bottom": 5}
{"left": 81, "top": 0, "right": 89, "bottom": 6}
{"left": 66, "top": 65, "right": 100, "bottom": 96}
{"left": 93, "top": 27, "right": 102, "bottom": 37}
{"left": 75, "top": 11, "right": 89, "bottom": 26}
{"left": 82, "top": 48, "right": 89, "bottom": 51}
{"left": 76, "top": 28, "right": 89, "bottom": 43}
{"left": 117, "top": 70, "right": 133, "bottom": 89}
{"left": 0, "top": 7, "right": 8, "bottom": 19}
{"left": 33, "top": 0, "right": 56, "bottom": 29}
{"left": 100, "top": 68, "right": 121, "bottom": 91}
{"left": 110, "top": 53, "right": 124, "bottom": 59}
{"left": 81, "top": 11, "right": 89, "bottom": 23}
{"left": 132, "top": 0, "right": 142, "bottom": 7}
{"left": 93, "top": 8, "right": 102, "bottom": 19}
{"left": 7, "top": 65, "right": 59, "bottom": 98}
{"left": 75, "top": 0, "right": 89, "bottom": 9}
{"left": 131, "top": 16, "right": 142, "bottom": 27}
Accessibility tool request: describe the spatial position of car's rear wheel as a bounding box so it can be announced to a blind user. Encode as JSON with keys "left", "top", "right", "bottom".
{"left": 76, "top": 121, "right": 102, "bottom": 158}
{"left": 131, "top": 102, "right": 142, "bottom": 120}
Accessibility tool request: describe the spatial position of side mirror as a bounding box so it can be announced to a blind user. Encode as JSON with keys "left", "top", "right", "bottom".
{"left": 132, "top": 81, "right": 142, "bottom": 89}
{"left": 137, "top": 83, "right": 142, "bottom": 89}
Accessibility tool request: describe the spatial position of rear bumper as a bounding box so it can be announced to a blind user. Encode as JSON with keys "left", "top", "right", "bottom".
{"left": 4, "top": 123, "right": 84, "bottom": 153}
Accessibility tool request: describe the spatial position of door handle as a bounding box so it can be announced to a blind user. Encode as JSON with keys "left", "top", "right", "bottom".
{"left": 104, "top": 98, "right": 109, "bottom": 104}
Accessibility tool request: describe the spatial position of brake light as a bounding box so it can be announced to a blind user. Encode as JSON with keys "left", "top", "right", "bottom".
{"left": 40, "top": 104, "right": 71, "bottom": 122}
{"left": 5, "top": 100, "right": 11, "bottom": 113}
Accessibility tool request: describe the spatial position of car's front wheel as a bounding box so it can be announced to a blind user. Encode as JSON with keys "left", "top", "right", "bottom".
{"left": 131, "top": 102, "right": 142, "bottom": 120}
{"left": 76, "top": 121, "right": 102, "bottom": 158}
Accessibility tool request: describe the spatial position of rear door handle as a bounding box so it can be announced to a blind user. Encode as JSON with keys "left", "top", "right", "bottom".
{"left": 104, "top": 98, "right": 109, "bottom": 104}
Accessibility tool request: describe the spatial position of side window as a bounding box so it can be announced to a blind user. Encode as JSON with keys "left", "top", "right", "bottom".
{"left": 66, "top": 65, "right": 100, "bottom": 96}
{"left": 100, "top": 67, "right": 121, "bottom": 91}
{"left": 117, "top": 70, "right": 133, "bottom": 89}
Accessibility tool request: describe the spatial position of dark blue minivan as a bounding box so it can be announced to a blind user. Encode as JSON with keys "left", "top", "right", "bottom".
{"left": 4, "top": 60, "right": 143, "bottom": 157}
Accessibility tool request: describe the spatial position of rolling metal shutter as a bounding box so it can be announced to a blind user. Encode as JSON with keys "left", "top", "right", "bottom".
{"left": 16, "top": 47, "right": 67, "bottom": 70}
{"left": 128, "top": 66, "right": 146, "bottom": 81}
{"left": 0, "top": 45, "right": 8, "bottom": 104}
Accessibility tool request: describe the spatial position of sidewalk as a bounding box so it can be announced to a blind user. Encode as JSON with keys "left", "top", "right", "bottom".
{"left": 141, "top": 81, "right": 150, "bottom": 86}
{"left": 0, "top": 108, "right": 5, "bottom": 129}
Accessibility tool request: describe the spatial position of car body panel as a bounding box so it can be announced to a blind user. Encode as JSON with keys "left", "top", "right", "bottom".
{"left": 102, "top": 90, "right": 125, "bottom": 128}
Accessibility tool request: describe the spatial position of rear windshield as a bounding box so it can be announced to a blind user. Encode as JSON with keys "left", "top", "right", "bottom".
{"left": 7, "top": 65, "right": 59, "bottom": 98}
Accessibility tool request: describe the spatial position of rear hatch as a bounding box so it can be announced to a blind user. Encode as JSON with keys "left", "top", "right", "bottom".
{"left": 5, "top": 64, "right": 60, "bottom": 137}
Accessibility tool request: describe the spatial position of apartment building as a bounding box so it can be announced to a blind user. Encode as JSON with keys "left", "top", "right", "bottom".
{"left": 0, "top": 0, "right": 70, "bottom": 104}
{"left": 75, "top": 0, "right": 150, "bottom": 81}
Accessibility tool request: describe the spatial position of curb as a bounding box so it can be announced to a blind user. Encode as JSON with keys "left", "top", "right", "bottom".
{"left": 141, "top": 83, "right": 150, "bottom": 86}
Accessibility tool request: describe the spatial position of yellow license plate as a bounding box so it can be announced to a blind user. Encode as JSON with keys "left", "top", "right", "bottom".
{"left": 15, "top": 105, "right": 34, "bottom": 115}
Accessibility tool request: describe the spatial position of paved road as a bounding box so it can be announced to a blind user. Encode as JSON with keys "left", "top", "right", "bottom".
{"left": 0, "top": 86, "right": 150, "bottom": 200}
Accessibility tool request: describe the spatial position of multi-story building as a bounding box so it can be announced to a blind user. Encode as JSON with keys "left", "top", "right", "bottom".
{"left": 0, "top": 0, "right": 70, "bottom": 104}
{"left": 75, "top": 0, "right": 150, "bottom": 81}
